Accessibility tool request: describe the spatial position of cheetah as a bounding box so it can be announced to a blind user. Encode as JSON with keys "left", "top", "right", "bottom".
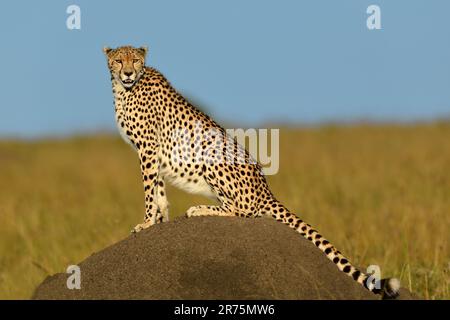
{"left": 103, "top": 45, "right": 400, "bottom": 298}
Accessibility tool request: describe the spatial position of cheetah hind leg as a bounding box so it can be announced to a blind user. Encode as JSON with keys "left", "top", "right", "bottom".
{"left": 186, "top": 205, "right": 236, "bottom": 218}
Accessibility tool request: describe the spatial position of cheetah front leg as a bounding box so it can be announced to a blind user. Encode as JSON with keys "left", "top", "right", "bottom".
{"left": 155, "top": 177, "right": 170, "bottom": 223}
{"left": 132, "top": 145, "right": 160, "bottom": 233}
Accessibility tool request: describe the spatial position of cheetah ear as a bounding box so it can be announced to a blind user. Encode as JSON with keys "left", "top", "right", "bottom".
{"left": 103, "top": 47, "right": 113, "bottom": 56}
{"left": 138, "top": 46, "right": 148, "bottom": 57}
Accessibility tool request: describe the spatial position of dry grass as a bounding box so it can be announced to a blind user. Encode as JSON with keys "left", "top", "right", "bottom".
{"left": 0, "top": 122, "right": 448, "bottom": 299}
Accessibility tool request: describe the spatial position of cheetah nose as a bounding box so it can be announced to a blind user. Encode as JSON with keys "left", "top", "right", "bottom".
{"left": 124, "top": 71, "right": 133, "bottom": 77}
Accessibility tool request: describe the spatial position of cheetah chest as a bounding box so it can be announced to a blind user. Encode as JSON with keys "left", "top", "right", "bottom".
{"left": 113, "top": 89, "right": 136, "bottom": 149}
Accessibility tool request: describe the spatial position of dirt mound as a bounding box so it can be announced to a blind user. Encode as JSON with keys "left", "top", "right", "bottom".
{"left": 33, "top": 216, "right": 416, "bottom": 300}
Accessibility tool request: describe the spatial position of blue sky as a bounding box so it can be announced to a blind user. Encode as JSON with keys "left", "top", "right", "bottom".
{"left": 0, "top": 0, "right": 449, "bottom": 137}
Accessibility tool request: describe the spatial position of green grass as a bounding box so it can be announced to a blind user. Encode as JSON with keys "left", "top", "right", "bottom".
{"left": 0, "top": 122, "right": 449, "bottom": 299}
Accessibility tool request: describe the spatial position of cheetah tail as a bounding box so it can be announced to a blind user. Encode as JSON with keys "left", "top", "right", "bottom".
{"left": 265, "top": 206, "right": 400, "bottom": 299}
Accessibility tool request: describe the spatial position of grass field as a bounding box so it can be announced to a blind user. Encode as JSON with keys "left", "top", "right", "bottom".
{"left": 0, "top": 122, "right": 449, "bottom": 299}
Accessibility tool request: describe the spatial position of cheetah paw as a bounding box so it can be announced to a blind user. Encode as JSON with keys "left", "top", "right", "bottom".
{"left": 185, "top": 207, "right": 198, "bottom": 218}
{"left": 131, "top": 221, "right": 153, "bottom": 233}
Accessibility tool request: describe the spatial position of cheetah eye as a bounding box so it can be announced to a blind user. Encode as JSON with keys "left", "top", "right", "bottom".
{"left": 133, "top": 59, "right": 140, "bottom": 63}
{"left": 114, "top": 60, "right": 122, "bottom": 64}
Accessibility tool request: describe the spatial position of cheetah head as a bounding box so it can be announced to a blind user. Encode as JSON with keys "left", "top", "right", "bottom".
{"left": 103, "top": 45, "right": 148, "bottom": 89}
